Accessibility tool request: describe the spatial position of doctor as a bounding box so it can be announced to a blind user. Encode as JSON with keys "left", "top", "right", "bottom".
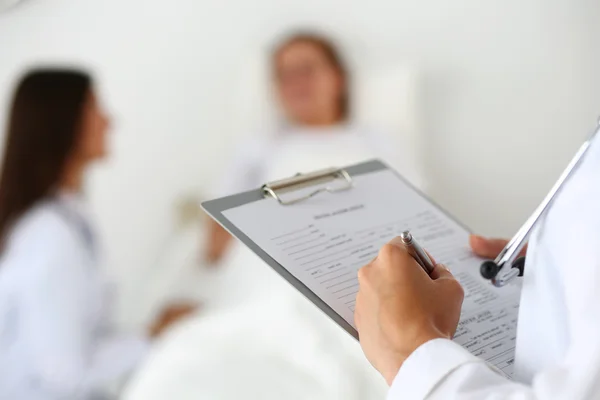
{"left": 0, "top": 69, "right": 196, "bottom": 399}
{"left": 355, "top": 133, "right": 600, "bottom": 398}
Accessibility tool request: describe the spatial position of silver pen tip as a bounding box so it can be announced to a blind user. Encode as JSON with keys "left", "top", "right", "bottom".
{"left": 400, "top": 231, "right": 412, "bottom": 243}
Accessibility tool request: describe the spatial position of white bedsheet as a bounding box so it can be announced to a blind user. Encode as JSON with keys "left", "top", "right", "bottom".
{"left": 123, "top": 243, "right": 388, "bottom": 400}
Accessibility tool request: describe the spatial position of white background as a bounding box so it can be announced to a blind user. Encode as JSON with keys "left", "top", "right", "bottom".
{"left": 0, "top": 0, "right": 599, "bottom": 326}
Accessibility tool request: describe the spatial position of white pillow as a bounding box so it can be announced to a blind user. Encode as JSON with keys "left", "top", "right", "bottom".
{"left": 227, "top": 52, "right": 279, "bottom": 140}
{"left": 353, "top": 64, "right": 419, "bottom": 149}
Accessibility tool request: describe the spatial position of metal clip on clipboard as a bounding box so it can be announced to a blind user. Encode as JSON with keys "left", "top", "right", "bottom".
{"left": 262, "top": 167, "right": 354, "bottom": 205}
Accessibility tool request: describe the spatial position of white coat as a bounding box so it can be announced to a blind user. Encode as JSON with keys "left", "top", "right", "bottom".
{"left": 387, "top": 133, "right": 600, "bottom": 399}
{"left": 0, "top": 193, "right": 148, "bottom": 400}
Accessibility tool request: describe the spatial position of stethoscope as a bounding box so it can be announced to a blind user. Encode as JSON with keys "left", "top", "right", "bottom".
{"left": 480, "top": 121, "right": 600, "bottom": 287}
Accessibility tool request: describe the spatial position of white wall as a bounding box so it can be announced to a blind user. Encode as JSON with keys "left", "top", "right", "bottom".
{"left": 1, "top": 0, "right": 599, "bottom": 326}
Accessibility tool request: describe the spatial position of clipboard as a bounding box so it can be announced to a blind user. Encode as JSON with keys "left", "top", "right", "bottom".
{"left": 202, "top": 159, "right": 521, "bottom": 376}
{"left": 203, "top": 159, "right": 440, "bottom": 339}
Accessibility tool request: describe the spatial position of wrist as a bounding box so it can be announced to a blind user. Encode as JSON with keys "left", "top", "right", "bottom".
{"left": 382, "top": 353, "right": 405, "bottom": 386}
{"left": 384, "top": 331, "right": 445, "bottom": 385}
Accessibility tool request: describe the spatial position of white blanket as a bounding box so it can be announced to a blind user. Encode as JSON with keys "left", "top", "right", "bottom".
{"left": 123, "top": 243, "right": 388, "bottom": 400}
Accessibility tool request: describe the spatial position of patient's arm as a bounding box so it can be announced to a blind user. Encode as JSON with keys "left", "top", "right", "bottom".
{"left": 205, "top": 220, "right": 233, "bottom": 264}
{"left": 204, "top": 136, "right": 268, "bottom": 264}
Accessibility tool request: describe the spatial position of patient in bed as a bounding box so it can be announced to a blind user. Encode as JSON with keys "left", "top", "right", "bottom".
{"left": 124, "top": 33, "right": 408, "bottom": 399}
{"left": 206, "top": 32, "right": 423, "bottom": 263}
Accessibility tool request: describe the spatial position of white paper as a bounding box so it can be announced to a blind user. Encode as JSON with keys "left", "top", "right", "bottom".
{"left": 223, "top": 169, "right": 520, "bottom": 377}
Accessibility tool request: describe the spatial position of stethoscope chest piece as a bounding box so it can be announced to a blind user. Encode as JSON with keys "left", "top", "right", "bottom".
{"left": 481, "top": 257, "right": 526, "bottom": 287}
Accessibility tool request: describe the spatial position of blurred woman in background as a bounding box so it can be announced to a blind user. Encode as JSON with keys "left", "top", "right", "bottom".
{"left": 206, "top": 32, "right": 423, "bottom": 263}
{"left": 0, "top": 69, "right": 196, "bottom": 400}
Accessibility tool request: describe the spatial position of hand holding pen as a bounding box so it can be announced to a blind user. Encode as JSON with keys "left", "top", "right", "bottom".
{"left": 355, "top": 231, "right": 464, "bottom": 384}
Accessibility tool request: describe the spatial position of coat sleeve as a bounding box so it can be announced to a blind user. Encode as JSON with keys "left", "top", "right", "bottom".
{"left": 387, "top": 337, "right": 600, "bottom": 399}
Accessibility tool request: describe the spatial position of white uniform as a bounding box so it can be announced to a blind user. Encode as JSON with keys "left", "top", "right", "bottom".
{"left": 214, "top": 125, "right": 424, "bottom": 197}
{"left": 0, "top": 193, "right": 149, "bottom": 400}
{"left": 388, "top": 134, "right": 600, "bottom": 399}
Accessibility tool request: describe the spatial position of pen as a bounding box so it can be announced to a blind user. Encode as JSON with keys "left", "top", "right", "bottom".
{"left": 400, "top": 231, "right": 436, "bottom": 275}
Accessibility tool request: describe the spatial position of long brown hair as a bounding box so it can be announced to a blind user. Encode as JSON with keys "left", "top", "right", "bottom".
{"left": 0, "top": 69, "right": 92, "bottom": 246}
{"left": 273, "top": 32, "right": 350, "bottom": 121}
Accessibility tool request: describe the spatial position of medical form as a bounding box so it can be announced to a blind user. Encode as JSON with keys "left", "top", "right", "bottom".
{"left": 204, "top": 161, "right": 521, "bottom": 377}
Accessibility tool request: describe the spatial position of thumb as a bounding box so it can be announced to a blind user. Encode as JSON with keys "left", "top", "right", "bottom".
{"left": 469, "top": 235, "right": 508, "bottom": 259}
{"left": 430, "top": 264, "right": 453, "bottom": 281}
